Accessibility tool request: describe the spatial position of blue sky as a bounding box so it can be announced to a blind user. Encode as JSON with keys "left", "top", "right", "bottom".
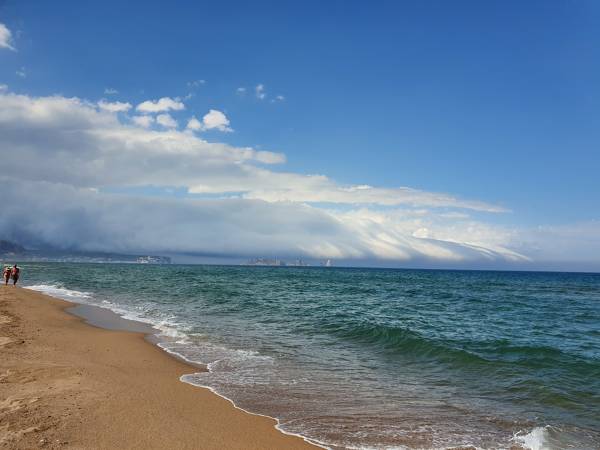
{"left": 1, "top": 1, "right": 599, "bottom": 269}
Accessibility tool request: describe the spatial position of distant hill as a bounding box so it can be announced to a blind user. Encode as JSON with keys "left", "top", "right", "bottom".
{"left": 0, "top": 240, "right": 26, "bottom": 254}
{"left": 0, "top": 239, "right": 170, "bottom": 264}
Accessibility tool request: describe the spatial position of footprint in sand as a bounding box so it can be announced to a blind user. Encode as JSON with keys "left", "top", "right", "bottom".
{"left": 0, "top": 368, "right": 36, "bottom": 384}
{"left": 0, "top": 424, "right": 43, "bottom": 446}
{"left": 0, "top": 369, "right": 12, "bottom": 383}
{"left": 0, "top": 314, "right": 12, "bottom": 326}
{"left": 0, "top": 396, "right": 39, "bottom": 414}
{"left": 0, "top": 336, "right": 12, "bottom": 346}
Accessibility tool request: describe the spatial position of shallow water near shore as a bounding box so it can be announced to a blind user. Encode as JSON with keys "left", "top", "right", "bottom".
{"left": 21, "top": 263, "right": 600, "bottom": 449}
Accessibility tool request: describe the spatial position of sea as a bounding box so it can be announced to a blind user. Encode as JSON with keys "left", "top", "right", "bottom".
{"left": 18, "top": 263, "right": 600, "bottom": 450}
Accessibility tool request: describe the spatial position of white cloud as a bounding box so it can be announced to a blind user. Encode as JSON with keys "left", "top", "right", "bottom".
{"left": 236, "top": 177, "right": 506, "bottom": 211}
{"left": 201, "top": 109, "right": 232, "bottom": 132}
{"left": 273, "top": 95, "right": 285, "bottom": 102}
{"left": 131, "top": 115, "right": 154, "bottom": 128}
{"left": 236, "top": 87, "right": 246, "bottom": 95}
{"left": 186, "top": 116, "right": 202, "bottom": 131}
{"left": 136, "top": 97, "right": 185, "bottom": 113}
{"left": 255, "top": 84, "right": 266, "bottom": 100}
{"left": 104, "top": 88, "right": 118, "bottom": 95}
{"left": 0, "top": 177, "right": 526, "bottom": 264}
{"left": 156, "top": 113, "right": 178, "bottom": 128}
{"left": 516, "top": 221, "right": 600, "bottom": 264}
{"left": 16, "top": 67, "right": 26, "bottom": 78}
{"left": 0, "top": 90, "right": 545, "bottom": 266}
{"left": 0, "top": 92, "right": 282, "bottom": 188}
{"left": 185, "top": 111, "right": 233, "bottom": 133}
{"left": 0, "top": 23, "right": 16, "bottom": 51}
{"left": 0, "top": 84, "right": 7, "bottom": 92}
{"left": 187, "top": 79, "right": 205, "bottom": 88}
{"left": 324, "top": 208, "right": 527, "bottom": 262}
{"left": 98, "top": 99, "right": 132, "bottom": 113}
{"left": 0, "top": 91, "right": 503, "bottom": 210}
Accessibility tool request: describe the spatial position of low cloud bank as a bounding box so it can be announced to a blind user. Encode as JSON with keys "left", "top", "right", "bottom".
{"left": 0, "top": 178, "right": 525, "bottom": 263}
{"left": 1, "top": 90, "right": 597, "bottom": 268}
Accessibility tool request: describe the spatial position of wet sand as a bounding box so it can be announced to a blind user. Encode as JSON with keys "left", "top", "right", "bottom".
{"left": 0, "top": 286, "right": 317, "bottom": 449}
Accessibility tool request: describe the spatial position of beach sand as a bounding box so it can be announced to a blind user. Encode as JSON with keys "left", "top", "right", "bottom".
{"left": 0, "top": 286, "right": 317, "bottom": 449}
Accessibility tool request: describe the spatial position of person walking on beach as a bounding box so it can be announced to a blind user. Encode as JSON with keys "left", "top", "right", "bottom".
{"left": 10, "top": 264, "right": 20, "bottom": 286}
{"left": 3, "top": 266, "right": 11, "bottom": 285}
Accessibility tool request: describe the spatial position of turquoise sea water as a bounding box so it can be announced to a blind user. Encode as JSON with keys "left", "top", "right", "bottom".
{"left": 19, "top": 263, "right": 600, "bottom": 449}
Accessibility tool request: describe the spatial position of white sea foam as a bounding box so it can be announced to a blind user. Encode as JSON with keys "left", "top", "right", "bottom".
{"left": 24, "top": 283, "right": 190, "bottom": 343}
{"left": 98, "top": 306, "right": 191, "bottom": 344}
{"left": 24, "top": 284, "right": 92, "bottom": 301}
{"left": 513, "top": 426, "right": 552, "bottom": 450}
{"left": 153, "top": 320, "right": 191, "bottom": 343}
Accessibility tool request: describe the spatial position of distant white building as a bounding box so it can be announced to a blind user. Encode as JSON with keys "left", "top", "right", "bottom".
{"left": 246, "top": 257, "right": 284, "bottom": 266}
{"left": 136, "top": 255, "right": 171, "bottom": 264}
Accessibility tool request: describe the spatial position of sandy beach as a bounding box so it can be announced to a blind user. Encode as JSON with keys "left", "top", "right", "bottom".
{"left": 0, "top": 286, "right": 317, "bottom": 449}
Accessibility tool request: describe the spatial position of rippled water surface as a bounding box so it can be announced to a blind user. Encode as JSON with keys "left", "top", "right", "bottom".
{"left": 21, "top": 264, "right": 600, "bottom": 449}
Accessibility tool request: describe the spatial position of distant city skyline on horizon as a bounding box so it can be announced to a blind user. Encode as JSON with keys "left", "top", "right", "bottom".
{"left": 1, "top": 1, "right": 599, "bottom": 272}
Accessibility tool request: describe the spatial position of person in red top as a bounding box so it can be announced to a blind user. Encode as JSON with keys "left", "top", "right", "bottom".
{"left": 10, "top": 265, "right": 20, "bottom": 286}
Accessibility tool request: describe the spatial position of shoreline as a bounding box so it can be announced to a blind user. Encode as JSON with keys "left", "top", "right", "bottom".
{"left": 0, "top": 286, "right": 319, "bottom": 449}
{"left": 66, "top": 299, "right": 329, "bottom": 449}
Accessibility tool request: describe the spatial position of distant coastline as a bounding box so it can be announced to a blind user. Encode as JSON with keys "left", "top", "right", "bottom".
{"left": 245, "top": 257, "right": 332, "bottom": 267}
{"left": 0, "top": 239, "right": 170, "bottom": 264}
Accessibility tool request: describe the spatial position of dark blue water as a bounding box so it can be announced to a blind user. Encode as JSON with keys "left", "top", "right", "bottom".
{"left": 20, "top": 263, "right": 600, "bottom": 449}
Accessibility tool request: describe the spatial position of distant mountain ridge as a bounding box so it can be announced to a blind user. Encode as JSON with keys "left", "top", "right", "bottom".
{"left": 0, "top": 239, "right": 170, "bottom": 264}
